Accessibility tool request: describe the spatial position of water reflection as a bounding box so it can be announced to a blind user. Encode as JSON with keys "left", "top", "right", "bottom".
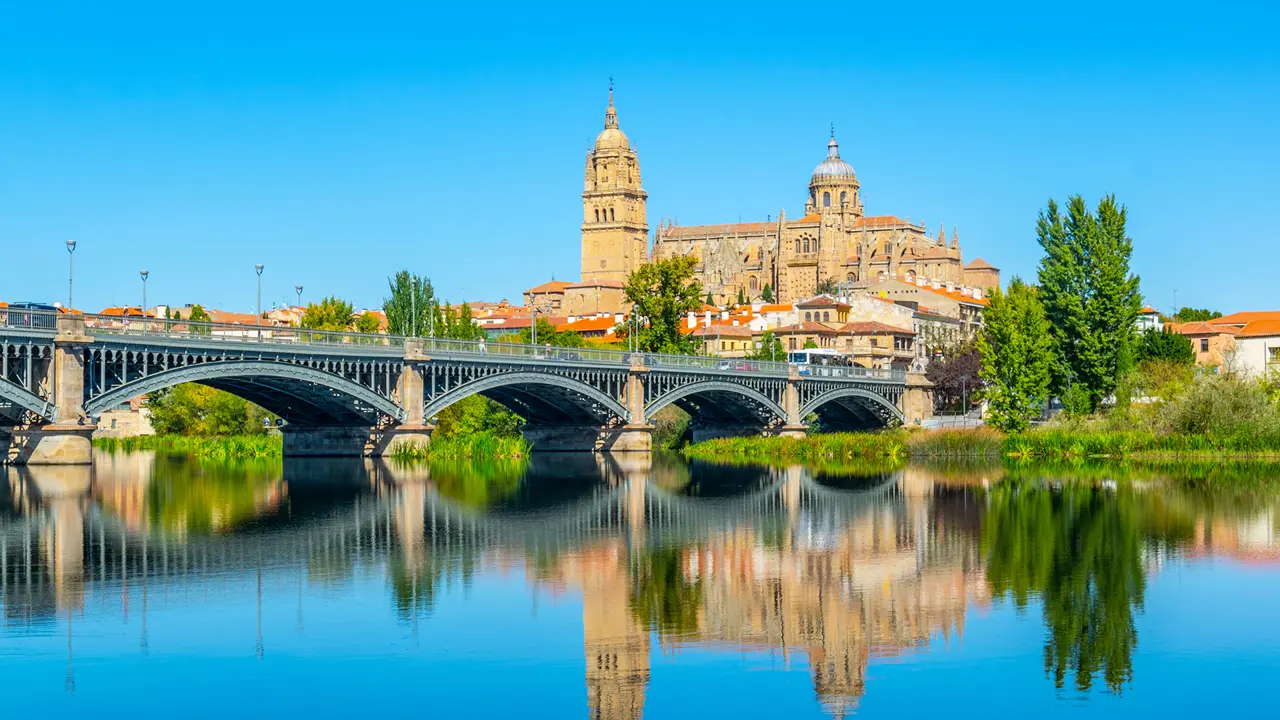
{"left": 2, "top": 454, "right": 1280, "bottom": 716}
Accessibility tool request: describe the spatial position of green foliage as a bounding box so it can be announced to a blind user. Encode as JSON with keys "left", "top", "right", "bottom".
{"left": 801, "top": 338, "right": 818, "bottom": 349}
{"left": 745, "top": 331, "right": 784, "bottom": 361}
{"left": 630, "top": 546, "right": 703, "bottom": 636}
{"left": 1172, "top": 307, "right": 1221, "bottom": 323}
{"left": 383, "top": 270, "right": 436, "bottom": 337}
{"left": 684, "top": 432, "right": 909, "bottom": 463}
{"left": 518, "top": 317, "right": 585, "bottom": 347}
{"left": 355, "top": 312, "right": 381, "bottom": 334}
{"left": 761, "top": 283, "right": 774, "bottom": 302}
{"left": 439, "top": 302, "right": 482, "bottom": 340}
{"left": 431, "top": 395, "right": 524, "bottom": 439}
{"left": 624, "top": 255, "right": 704, "bottom": 355}
{"left": 1036, "top": 195, "right": 1143, "bottom": 410}
{"left": 188, "top": 304, "right": 212, "bottom": 334}
{"left": 93, "top": 433, "right": 281, "bottom": 459}
{"left": 925, "top": 343, "right": 980, "bottom": 413}
{"left": 147, "top": 384, "right": 274, "bottom": 436}
{"left": 1135, "top": 327, "right": 1194, "bottom": 365}
{"left": 705, "top": 291, "right": 715, "bottom": 306}
{"left": 652, "top": 405, "right": 691, "bottom": 449}
{"left": 815, "top": 276, "right": 838, "bottom": 296}
{"left": 301, "top": 295, "right": 356, "bottom": 331}
{"left": 389, "top": 433, "right": 531, "bottom": 461}
{"left": 979, "top": 278, "right": 1055, "bottom": 432}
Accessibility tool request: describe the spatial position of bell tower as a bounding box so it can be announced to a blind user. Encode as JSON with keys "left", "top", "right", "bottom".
{"left": 582, "top": 83, "right": 649, "bottom": 285}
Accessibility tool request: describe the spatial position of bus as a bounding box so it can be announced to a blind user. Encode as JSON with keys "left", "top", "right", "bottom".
{"left": 787, "top": 348, "right": 849, "bottom": 374}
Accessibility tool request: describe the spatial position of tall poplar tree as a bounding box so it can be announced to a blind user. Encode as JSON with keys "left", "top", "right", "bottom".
{"left": 978, "top": 278, "right": 1055, "bottom": 432}
{"left": 383, "top": 270, "right": 435, "bottom": 337}
{"left": 624, "top": 256, "right": 704, "bottom": 355}
{"left": 1036, "top": 195, "right": 1142, "bottom": 410}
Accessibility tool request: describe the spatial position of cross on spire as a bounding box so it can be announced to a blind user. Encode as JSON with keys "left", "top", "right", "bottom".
{"left": 830, "top": 122, "right": 835, "bottom": 139}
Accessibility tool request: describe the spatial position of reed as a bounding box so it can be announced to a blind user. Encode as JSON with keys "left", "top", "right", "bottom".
{"left": 390, "top": 432, "right": 532, "bottom": 461}
{"left": 93, "top": 434, "right": 282, "bottom": 459}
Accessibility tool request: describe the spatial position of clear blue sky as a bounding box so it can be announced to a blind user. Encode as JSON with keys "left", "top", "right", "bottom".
{"left": 2, "top": 1, "right": 1277, "bottom": 315}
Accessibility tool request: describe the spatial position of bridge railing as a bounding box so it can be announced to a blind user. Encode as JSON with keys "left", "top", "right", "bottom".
{"left": 82, "top": 315, "right": 407, "bottom": 350}
{"left": 420, "top": 337, "right": 632, "bottom": 365}
{"left": 798, "top": 364, "right": 906, "bottom": 382}
{"left": 0, "top": 307, "right": 60, "bottom": 331}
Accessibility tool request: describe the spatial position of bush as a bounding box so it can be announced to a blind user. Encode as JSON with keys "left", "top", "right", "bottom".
{"left": 1158, "top": 373, "right": 1279, "bottom": 436}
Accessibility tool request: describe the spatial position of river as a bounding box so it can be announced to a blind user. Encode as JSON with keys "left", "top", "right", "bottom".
{"left": 2, "top": 451, "right": 1278, "bottom": 718}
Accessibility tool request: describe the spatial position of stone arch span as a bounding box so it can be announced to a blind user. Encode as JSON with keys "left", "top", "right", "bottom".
{"left": 421, "top": 371, "right": 629, "bottom": 427}
{"left": 645, "top": 380, "right": 786, "bottom": 426}
{"left": 83, "top": 360, "right": 404, "bottom": 427}
{"left": 801, "top": 387, "right": 904, "bottom": 431}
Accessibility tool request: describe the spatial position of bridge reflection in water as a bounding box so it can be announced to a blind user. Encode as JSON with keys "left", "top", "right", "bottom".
{"left": 0, "top": 452, "right": 995, "bottom": 717}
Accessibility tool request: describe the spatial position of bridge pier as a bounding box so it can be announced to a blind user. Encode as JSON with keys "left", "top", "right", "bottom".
{"left": 372, "top": 349, "right": 434, "bottom": 456}
{"left": 902, "top": 372, "right": 935, "bottom": 426}
{"left": 11, "top": 315, "right": 96, "bottom": 465}
{"left": 778, "top": 365, "right": 808, "bottom": 439}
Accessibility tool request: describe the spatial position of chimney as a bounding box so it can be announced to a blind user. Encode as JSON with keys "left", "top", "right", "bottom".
{"left": 687, "top": 310, "right": 696, "bottom": 329}
{"left": 931, "top": 279, "right": 941, "bottom": 290}
{"left": 732, "top": 319, "right": 739, "bottom": 326}
{"left": 614, "top": 313, "right": 622, "bottom": 324}
{"left": 946, "top": 281, "right": 956, "bottom": 293}
{"left": 916, "top": 275, "right": 927, "bottom": 287}
{"left": 704, "top": 309, "right": 712, "bottom": 327}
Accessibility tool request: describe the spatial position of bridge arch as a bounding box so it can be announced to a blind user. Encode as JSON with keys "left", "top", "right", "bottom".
{"left": 421, "top": 371, "right": 629, "bottom": 426}
{"left": 83, "top": 360, "right": 404, "bottom": 426}
{"left": 801, "top": 387, "right": 904, "bottom": 431}
{"left": 645, "top": 380, "right": 786, "bottom": 425}
{"left": 0, "top": 380, "right": 56, "bottom": 424}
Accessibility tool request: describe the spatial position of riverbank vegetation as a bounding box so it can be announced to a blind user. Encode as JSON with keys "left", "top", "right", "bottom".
{"left": 94, "top": 433, "right": 281, "bottom": 459}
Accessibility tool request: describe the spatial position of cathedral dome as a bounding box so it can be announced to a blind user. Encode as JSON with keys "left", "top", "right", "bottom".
{"left": 594, "top": 87, "right": 630, "bottom": 151}
{"left": 811, "top": 135, "right": 856, "bottom": 182}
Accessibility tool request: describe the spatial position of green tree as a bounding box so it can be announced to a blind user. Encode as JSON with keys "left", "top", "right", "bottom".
{"left": 761, "top": 283, "right": 774, "bottom": 302}
{"left": 1172, "top": 307, "right": 1221, "bottom": 323}
{"left": 518, "top": 317, "right": 585, "bottom": 348}
{"left": 736, "top": 287, "right": 746, "bottom": 306}
{"left": 301, "top": 296, "right": 356, "bottom": 331}
{"left": 383, "top": 271, "right": 435, "bottom": 337}
{"left": 624, "top": 256, "right": 704, "bottom": 355}
{"left": 1036, "top": 195, "right": 1143, "bottom": 410}
{"left": 705, "top": 291, "right": 715, "bottom": 307}
{"left": 1134, "top": 327, "right": 1194, "bottom": 365}
{"left": 802, "top": 338, "right": 818, "bottom": 349}
{"left": 815, "top": 276, "right": 838, "bottom": 296}
{"left": 355, "top": 312, "right": 381, "bottom": 334}
{"left": 188, "top": 304, "right": 212, "bottom": 335}
{"left": 978, "top": 278, "right": 1055, "bottom": 432}
{"left": 746, "top": 331, "right": 785, "bottom": 361}
{"left": 147, "top": 384, "right": 273, "bottom": 436}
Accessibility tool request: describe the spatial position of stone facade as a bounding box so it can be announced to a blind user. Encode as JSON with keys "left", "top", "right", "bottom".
{"left": 580, "top": 88, "right": 649, "bottom": 288}
{"left": 651, "top": 133, "right": 999, "bottom": 304}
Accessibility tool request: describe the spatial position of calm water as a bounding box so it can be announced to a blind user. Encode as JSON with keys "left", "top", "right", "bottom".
{"left": 3, "top": 452, "right": 1279, "bottom": 718}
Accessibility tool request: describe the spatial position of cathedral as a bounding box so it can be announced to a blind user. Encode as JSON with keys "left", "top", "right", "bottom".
{"left": 561, "top": 88, "right": 997, "bottom": 314}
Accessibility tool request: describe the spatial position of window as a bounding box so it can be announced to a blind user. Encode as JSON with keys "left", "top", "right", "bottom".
{"left": 805, "top": 312, "right": 812, "bottom": 321}
{"left": 721, "top": 341, "right": 725, "bottom": 350}
{"left": 823, "top": 192, "right": 831, "bottom": 207}
{"left": 823, "top": 311, "right": 830, "bottom": 322}
{"left": 840, "top": 191, "right": 847, "bottom": 205}
{"left": 1201, "top": 338, "right": 1209, "bottom": 352}
{"left": 610, "top": 208, "right": 615, "bottom": 221}
{"left": 802, "top": 239, "right": 810, "bottom": 253}
{"left": 749, "top": 276, "right": 758, "bottom": 290}
{"left": 795, "top": 239, "right": 801, "bottom": 254}
{"left": 594, "top": 209, "right": 600, "bottom": 222}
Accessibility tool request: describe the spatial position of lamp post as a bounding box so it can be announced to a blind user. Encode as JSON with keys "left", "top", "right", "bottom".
{"left": 530, "top": 303, "right": 539, "bottom": 348}
{"left": 294, "top": 285, "right": 303, "bottom": 328}
{"left": 66, "top": 240, "right": 76, "bottom": 310}
{"left": 255, "top": 264, "right": 264, "bottom": 339}
{"left": 140, "top": 270, "right": 149, "bottom": 335}
{"left": 411, "top": 277, "right": 418, "bottom": 338}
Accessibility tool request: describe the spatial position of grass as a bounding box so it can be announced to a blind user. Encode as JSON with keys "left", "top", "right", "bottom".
{"left": 683, "top": 425, "right": 1280, "bottom": 464}
{"left": 94, "top": 434, "right": 282, "bottom": 459}
{"left": 388, "top": 431, "right": 532, "bottom": 461}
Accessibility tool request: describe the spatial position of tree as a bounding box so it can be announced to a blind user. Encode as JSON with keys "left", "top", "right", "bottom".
{"left": 1036, "top": 195, "right": 1142, "bottom": 410}
{"left": 1172, "top": 307, "right": 1222, "bottom": 323}
{"left": 802, "top": 338, "right": 818, "bottom": 349}
{"left": 815, "top": 276, "right": 838, "bottom": 296}
{"left": 383, "top": 270, "right": 435, "bottom": 337}
{"left": 978, "top": 278, "right": 1055, "bottom": 432}
{"left": 355, "top": 312, "right": 381, "bottom": 334}
{"left": 761, "top": 283, "right": 774, "bottom": 303}
{"left": 705, "top": 291, "right": 715, "bottom": 307}
{"left": 925, "top": 343, "right": 981, "bottom": 413}
{"left": 517, "top": 318, "right": 585, "bottom": 348}
{"left": 623, "top": 256, "right": 704, "bottom": 355}
{"left": 746, "top": 331, "right": 785, "bottom": 361}
{"left": 301, "top": 296, "right": 356, "bottom": 331}
{"left": 736, "top": 287, "right": 746, "bottom": 306}
{"left": 188, "top": 304, "right": 211, "bottom": 335}
{"left": 1135, "top": 327, "right": 1194, "bottom": 365}
{"left": 147, "top": 384, "right": 273, "bottom": 436}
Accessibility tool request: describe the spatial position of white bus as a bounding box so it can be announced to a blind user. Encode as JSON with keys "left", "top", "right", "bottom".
{"left": 787, "top": 348, "right": 848, "bottom": 374}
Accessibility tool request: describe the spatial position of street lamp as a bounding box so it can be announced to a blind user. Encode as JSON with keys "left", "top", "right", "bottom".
{"left": 255, "top": 264, "right": 264, "bottom": 339}
{"left": 66, "top": 240, "right": 76, "bottom": 310}
{"left": 295, "top": 285, "right": 303, "bottom": 328}
{"left": 140, "top": 270, "right": 149, "bottom": 335}
{"left": 411, "top": 276, "right": 418, "bottom": 339}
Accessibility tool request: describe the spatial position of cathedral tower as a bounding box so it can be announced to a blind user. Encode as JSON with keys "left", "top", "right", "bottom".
{"left": 581, "top": 86, "right": 649, "bottom": 285}
{"left": 805, "top": 130, "right": 862, "bottom": 217}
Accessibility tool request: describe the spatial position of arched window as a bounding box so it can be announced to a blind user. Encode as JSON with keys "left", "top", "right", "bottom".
{"left": 757, "top": 248, "right": 763, "bottom": 262}
{"left": 823, "top": 192, "right": 831, "bottom": 207}
{"left": 749, "top": 276, "right": 758, "bottom": 291}
{"left": 802, "top": 239, "right": 810, "bottom": 253}
{"left": 610, "top": 208, "right": 615, "bottom": 222}
{"left": 594, "top": 209, "right": 600, "bottom": 222}
{"left": 840, "top": 191, "right": 847, "bottom": 206}
{"left": 794, "top": 239, "right": 801, "bottom": 254}
{"left": 846, "top": 273, "right": 854, "bottom": 282}
{"left": 805, "top": 312, "right": 812, "bottom": 322}
{"left": 823, "top": 311, "right": 830, "bottom": 322}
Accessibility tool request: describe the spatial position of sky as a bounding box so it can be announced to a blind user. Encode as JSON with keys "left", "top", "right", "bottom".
{"left": 2, "top": 1, "right": 1277, "bottom": 315}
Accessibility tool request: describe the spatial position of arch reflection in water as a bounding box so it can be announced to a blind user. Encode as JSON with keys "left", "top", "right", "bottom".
{"left": 3, "top": 456, "right": 1280, "bottom": 717}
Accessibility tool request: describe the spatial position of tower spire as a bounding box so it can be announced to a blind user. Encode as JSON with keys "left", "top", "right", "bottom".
{"left": 604, "top": 78, "right": 618, "bottom": 129}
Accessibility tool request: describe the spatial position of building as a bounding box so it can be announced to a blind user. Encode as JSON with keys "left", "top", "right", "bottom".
{"left": 1208, "top": 311, "right": 1280, "bottom": 376}
{"left": 1168, "top": 321, "right": 1240, "bottom": 369}
{"left": 844, "top": 321, "right": 916, "bottom": 370}
{"left": 1136, "top": 306, "right": 1163, "bottom": 332}
{"left": 650, "top": 131, "right": 999, "bottom": 304}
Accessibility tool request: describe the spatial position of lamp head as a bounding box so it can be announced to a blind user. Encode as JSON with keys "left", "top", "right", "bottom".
{"left": 295, "top": 284, "right": 303, "bottom": 294}
{"left": 255, "top": 264, "right": 264, "bottom": 276}
{"left": 66, "top": 240, "right": 76, "bottom": 253}
{"left": 140, "top": 270, "right": 149, "bottom": 280}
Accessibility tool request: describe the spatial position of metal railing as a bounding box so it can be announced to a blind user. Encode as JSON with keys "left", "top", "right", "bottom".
{"left": 798, "top": 364, "right": 906, "bottom": 382}
{"left": 419, "top": 337, "right": 631, "bottom": 365}
{"left": 82, "top": 315, "right": 406, "bottom": 350}
{"left": 0, "top": 308, "right": 60, "bottom": 331}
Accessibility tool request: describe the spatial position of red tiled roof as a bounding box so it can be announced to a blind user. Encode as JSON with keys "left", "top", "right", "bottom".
{"left": 565, "top": 279, "right": 625, "bottom": 289}
{"left": 1239, "top": 319, "right": 1280, "bottom": 338}
{"left": 920, "top": 247, "right": 951, "bottom": 259}
{"left": 691, "top": 324, "right": 753, "bottom": 338}
{"left": 758, "top": 303, "right": 793, "bottom": 313}
{"left": 791, "top": 213, "right": 822, "bottom": 225}
{"left": 525, "top": 280, "right": 575, "bottom": 294}
{"left": 1211, "top": 311, "right": 1280, "bottom": 327}
{"left": 773, "top": 321, "right": 842, "bottom": 335}
{"left": 796, "top": 294, "right": 850, "bottom": 309}
{"left": 1139, "top": 306, "right": 1159, "bottom": 315}
{"left": 207, "top": 310, "right": 263, "bottom": 325}
{"left": 1169, "top": 321, "right": 1239, "bottom": 336}
{"left": 849, "top": 215, "right": 917, "bottom": 229}
{"left": 965, "top": 257, "right": 998, "bottom": 270}
{"left": 842, "top": 321, "right": 913, "bottom": 335}
{"left": 556, "top": 316, "right": 619, "bottom": 333}
{"left": 663, "top": 221, "right": 776, "bottom": 238}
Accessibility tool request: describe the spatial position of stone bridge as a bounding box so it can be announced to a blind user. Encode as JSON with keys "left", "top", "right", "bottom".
{"left": 0, "top": 310, "right": 932, "bottom": 464}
